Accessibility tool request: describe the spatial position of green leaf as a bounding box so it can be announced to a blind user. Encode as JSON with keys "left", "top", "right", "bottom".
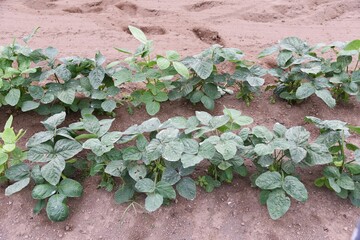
{"left": 289, "top": 147, "right": 307, "bottom": 163}
{"left": 252, "top": 126, "right": 273, "bottom": 142}
{"left": 21, "top": 101, "right": 40, "bottom": 112}
{"left": 315, "top": 89, "right": 336, "bottom": 108}
{"left": 200, "top": 95, "right": 215, "bottom": 110}
{"left": 33, "top": 199, "right": 46, "bottom": 215}
{"left": 157, "top": 57, "right": 171, "bottom": 70}
{"left": 191, "top": 60, "right": 213, "bottom": 79}
{"left": 176, "top": 177, "right": 196, "bottom": 200}
{"left": 344, "top": 40, "right": 360, "bottom": 51}
{"left": 145, "top": 101, "right": 160, "bottom": 116}
{"left": 154, "top": 92, "right": 168, "bottom": 102}
{"left": 135, "top": 178, "right": 156, "bottom": 193}
{"left": 58, "top": 179, "right": 83, "bottom": 197}
{"left": 46, "top": 194, "right": 69, "bottom": 222}
{"left": 305, "top": 143, "right": 332, "bottom": 165}
{"left": 145, "top": 193, "right": 163, "bottom": 212}
{"left": 57, "top": 88, "right": 75, "bottom": 105}
{"left": 296, "top": 83, "right": 315, "bottom": 99}
{"left": 195, "top": 111, "right": 213, "bottom": 125}
{"left": 128, "top": 26, "right": 148, "bottom": 44}
{"left": 161, "top": 167, "right": 181, "bottom": 185}
{"left": 328, "top": 178, "right": 341, "bottom": 193}
{"left": 246, "top": 76, "right": 265, "bottom": 87}
{"left": 29, "top": 86, "right": 44, "bottom": 100}
{"left": 101, "top": 100, "right": 117, "bottom": 112}
{"left": 5, "top": 177, "right": 30, "bottom": 196}
{"left": 181, "top": 154, "right": 203, "bottom": 168}
{"left": 215, "top": 140, "right": 237, "bottom": 160}
{"left": 41, "top": 158, "right": 66, "bottom": 185}
{"left": 162, "top": 140, "right": 184, "bottom": 162}
{"left": 258, "top": 45, "right": 278, "bottom": 58}
{"left": 198, "top": 142, "right": 216, "bottom": 159}
{"left": 283, "top": 176, "right": 308, "bottom": 202}
{"left": 129, "top": 165, "right": 147, "bottom": 181}
{"left": 336, "top": 174, "right": 355, "bottom": 190}
{"left": 255, "top": 171, "right": 282, "bottom": 190}
{"left": 203, "top": 83, "right": 218, "bottom": 99}
{"left": 122, "top": 147, "right": 142, "bottom": 161}
{"left": 254, "top": 143, "right": 274, "bottom": 156}
{"left": 266, "top": 189, "right": 291, "bottom": 220}
{"left": 173, "top": 61, "right": 190, "bottom": 79}
{"left": 89, "top": 67, "right": 105, "bottom": 89}
{"left": 5, "top": 88, "right": 20, "bottom": 106}
{"left": 5, "top": 163, "right": 30, "bottom": 181}
{"left": 114, "top": 184, "right": 134, "bottom": 204}
{"left": 285, "top": 126, "right": 310, "bottom": 146}
{"left": 156, "top": 181, "right": 176, "bottom": 199}
{"left": 41, "top": 112, "right": 66, "bottom": 131}
{"left": 32, "top": 184, "right": 57, "bottom": 199}
{"left": 105, "top": 160, "right": 126, "bottom": 177}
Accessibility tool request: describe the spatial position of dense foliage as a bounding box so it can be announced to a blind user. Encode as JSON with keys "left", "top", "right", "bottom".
{"left": 1, "top": 29, "right": 360, "bottom": 222}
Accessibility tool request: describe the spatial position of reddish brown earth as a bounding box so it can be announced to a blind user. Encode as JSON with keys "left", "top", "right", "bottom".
{"left": 0, "top": 0, "right": 360, "bottom": 239}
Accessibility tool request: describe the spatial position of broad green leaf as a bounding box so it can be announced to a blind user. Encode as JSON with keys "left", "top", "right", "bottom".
{"left": 57, "top": 88, "right": 75, "bottom": 105}
{"left": 296, "top": 83, "right": 315, "bottom": 99}
{"left": 289, "top": 147, "right": 307, "bottom": 163}
{"left": 101, "top": 100, "right": 117, "bottom": 112}
{"left": 157, "top": 57, "right": 171, "bottom": 70}
{"left": 176, "top": 177, "right": 196, "bottom": 200}
{"left": 246, "top": 76, "right": 264, "bottom": 87}
{"left": 195, "top": 111, "right": 213, "bottom": 125}
{"left": 173, "top": 61, "right": 190, "bottom": 79}
{"left": 200, "top": 95, "right": 215, "bottom": 110}
{"left": 21, "top": 101, "right": 40, "bottom": 112}
{"left": 89, "top": 67, "right": 105, "bottom": 89}
{"left": 29, "top": 86, "right": 44, "bottom": 99}
{"left": 344, "top": 40, "right": 360, "bottom": 51}
{"left": 122, "top": 147, "right": 142, "bottom": 161}
{"left": 145, "top": 193, "right": 163, "bottom": 212}
{"left": 258, "top": 45, "right": 278, "bottom": 58}
{"left": 146, "top": 101, "right": 160, "bottom": 116}
{"left": 315, "top": 89, "right": 336, "bottom": 108}
{"left": 252, "top": 126, "right": 273, "bottom": 142}
{"left": 41, "top": 112, "right": 66, "bottom": 131}
{"left": 254, "top": 143, "right": 274, "bottom": 156}
{"left": 41, "top": 158, "right": 66, "bottom": 185}
{"left": 328, "top": 178, "right": 341, "bottom": 193}
{"left": 162, "top": 140, "right": 184, "bottom": 162}
{"left": 83, "top": 114, "right": 100, "bottom": 134}
{"left": 161, "top": 167, "right": 181, "bottom": 185}
{"left": 156, "top": 181, "right": 176, "bottom": 199}
{"left": 58, "top": 179, "right": 83, "bottom": 197}
{"left": 128, "top": 26, "right": 148, "bottom": 44}
{"left": 135, "top": 178, "right": 156, "bottom": 193}
{"left": 28, "top": 144, "right": 53, "bottom": 162}
{"left": 209, "top": 115, "right": 230, "bottom": 129}
{"left": 336, "top": 174, "right": 355, "bottom": 190}
{"left": 5, "top": 163, "right": 30, "bottom": 181}
{"left": 33, "top": 199, "right": 46, "bottom": 215}
{"left": 283, "top": 176, "right": 308, "bottom": 202}
{"left": 285, "top": 126, "right": 310, "bottom": 146}
{"left": 5, "top": 177, "right": 30, "bottom": 196}
{"left": 305, "top": 143, "right": 332, "bottom": 165}
{"left": 5, "top": 88, "right": 20, "bottom": 106}
{"left": 114, "top": 184, "right": 134, "bottom": 204}
{"left": 255, "top": 171, "right": 282, "bottom": 190}
{"left": 203, "top": 83, "right": 218, "bottom": 99}
{"left": 129, "top": 165, "right": 147, "bottom": 181}
{"left": 191, "top": 60, "right": 213, "bottom": 79}
{"left": 181, "top": 154, "right": 203, "bottom": 168}
{"left": 46, "top": 194, "right": 69, "bottom": 222}
{"left": 215, "top": 140, "right": 237, "bottom": 160}
{"left": 32, "top": 184, "right": 57, "bottom": 199}
{"left": 0, "top": 152, "right": 8, "bottom": 165}
{"left": 266, "top": 189, "right": 291, "bottom": 220}
{"left": 105, "top": 160, "right": 126, "bottom": 177}
{"left": 166, "top": 50, "right": 180, "bottom": 61}
{"left": 198, "top": 142, "right": 216, "bottom": 159}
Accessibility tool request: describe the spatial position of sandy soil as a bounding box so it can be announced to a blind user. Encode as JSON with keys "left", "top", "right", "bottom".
{"left": 0, "top": 0, "right": 360, "bottom": 239}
